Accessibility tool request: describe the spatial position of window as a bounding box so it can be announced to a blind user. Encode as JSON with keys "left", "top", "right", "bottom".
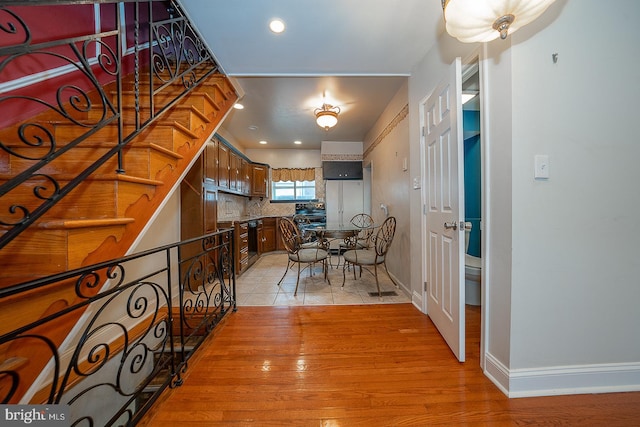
{"left": 270, "top": 167, "right": 316, "bottom": 201}
{"left": 271, "top": 180, "right": 316, "bottom": 201}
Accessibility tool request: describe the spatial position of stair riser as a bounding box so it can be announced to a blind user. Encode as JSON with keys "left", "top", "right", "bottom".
{"left": 88, "top": 108, "right": 209, "bottom": 134}
{"left": 0, "top": 224, "right": 130, "bottom": 286}
{"left": 133, "top": 124, "right": 196, "bottom": 153}
{"left": 6, "top": 144, "right": 180, "bottom": 180}
{"left": 1, "top": 180, "right": 118, "bottom": 220}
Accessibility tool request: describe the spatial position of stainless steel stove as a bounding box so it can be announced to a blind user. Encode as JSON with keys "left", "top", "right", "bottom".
{"left": 294, "top": 202, "right": 326, "bottom": 225}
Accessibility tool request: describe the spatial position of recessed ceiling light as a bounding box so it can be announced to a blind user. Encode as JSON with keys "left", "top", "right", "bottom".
{"left": 294, "top": 140, "right": 302, "bottom": 145}
{"left": 248, "top": 125, "right": 258, "bottom": 131}
{"left": 269, "top": 19, "right": 285, "bottom": 34}
{"left": 233, "top": 103, "right": 244, "bottom": 109}
{"left": 259, "top": 140, "right": 268, "bottom": 145}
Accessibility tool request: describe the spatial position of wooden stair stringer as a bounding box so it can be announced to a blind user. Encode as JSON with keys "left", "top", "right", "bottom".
{"left": 0, "top": 72, "right": 237, "bottom": 404}
{"left": 80, "top": 73, "right": 238, "bottom": 268}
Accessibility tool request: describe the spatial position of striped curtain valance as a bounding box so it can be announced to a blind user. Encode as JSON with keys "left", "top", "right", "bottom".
{"left": 271, "top": 168, "right": 315, "bottom": 182}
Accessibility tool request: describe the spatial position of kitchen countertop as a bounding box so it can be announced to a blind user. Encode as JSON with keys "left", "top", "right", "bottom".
{"left": 218, "top": 215, "right": 287, "bottom": 225}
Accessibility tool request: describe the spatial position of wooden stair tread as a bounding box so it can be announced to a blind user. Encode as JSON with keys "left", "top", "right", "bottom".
{"left": 37, "top": 217, "right": 135, "bottom": 230}
{"left": 0, "top": 173, "right": 164, "bottom": 186}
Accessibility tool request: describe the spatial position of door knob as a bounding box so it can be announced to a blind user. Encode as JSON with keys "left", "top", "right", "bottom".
{"left": 444, "top": 221, "right": 458, "bottom": 230}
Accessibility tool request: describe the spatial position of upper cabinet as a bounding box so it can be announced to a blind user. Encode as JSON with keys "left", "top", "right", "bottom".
{"left": 217, "top": 141, "right": 230, "bottom": 189}
{"left": 204, "top": 137, "right": 218, "bottom": 186}
{"left": 203, "top": 135, "right": 270, "bottom": 198}
{"left": 251, "top": 164, "right": 268, "bottom": 198}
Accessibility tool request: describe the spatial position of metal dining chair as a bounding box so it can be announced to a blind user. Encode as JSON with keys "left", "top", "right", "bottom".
{"left": 277, "top": 217, "right": 331, "bottom": 296}
{"left": 341, "top": 216, "right": 398, "bottom": 297}
{"left": 336, "top": 213, "right": 375, "bottom": 268}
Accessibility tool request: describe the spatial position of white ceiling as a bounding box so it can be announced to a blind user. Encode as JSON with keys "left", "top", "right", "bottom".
{"left": 180, "top": 0, "right": 446, "bottom": 150}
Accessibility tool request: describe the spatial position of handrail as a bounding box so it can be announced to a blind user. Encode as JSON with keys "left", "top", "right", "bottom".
{"left": 0, "top": 0, "right": 221, "bottom": 250}
{"left": 0, "top": 228, "right": 236, "bottom": 426}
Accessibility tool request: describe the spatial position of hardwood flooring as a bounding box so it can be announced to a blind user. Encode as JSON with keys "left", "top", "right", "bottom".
{"left": 140, "top": 304, "right": 640, "bottom": 426}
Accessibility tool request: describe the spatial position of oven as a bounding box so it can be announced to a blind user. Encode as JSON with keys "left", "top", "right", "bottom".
{"left": 294, "top": 202, "right": 326, "bottom": 226}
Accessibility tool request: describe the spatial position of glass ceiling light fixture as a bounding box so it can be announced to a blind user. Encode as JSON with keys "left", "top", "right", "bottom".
{"left": 441, "top": 0, "right": 556, "bottom": 43}
{"left": 269, "top": 18, "right": 285, "bottom": 34}
{"left": 314, "top": 103, "right": 340, "bottom": 131}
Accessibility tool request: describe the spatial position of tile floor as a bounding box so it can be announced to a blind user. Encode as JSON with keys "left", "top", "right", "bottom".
{"left": 236, "top": 252, "right": 411, "bottom": 306}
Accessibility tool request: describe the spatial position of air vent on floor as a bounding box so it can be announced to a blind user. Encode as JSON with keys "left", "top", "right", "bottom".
{"left": 368, "top": 291, "right": 398, "bottom": 297}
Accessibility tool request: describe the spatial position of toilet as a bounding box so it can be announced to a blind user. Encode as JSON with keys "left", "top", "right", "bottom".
{"left": 464, "top": 222, "right": 482, "bottom": 306}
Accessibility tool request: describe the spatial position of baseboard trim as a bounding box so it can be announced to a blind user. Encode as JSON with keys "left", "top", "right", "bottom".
{"left": 484, "top": 352, "right": 640, "bottom": 398}
{"left": 484, "top": 352, "right": 510, "bottom": 395}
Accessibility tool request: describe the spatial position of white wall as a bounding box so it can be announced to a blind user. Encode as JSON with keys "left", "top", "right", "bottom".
{"left": 409, "top": 0, "right": 640, "bottom": 396}
{"left": 506, "top": 0, "right": 640, "bottom": 389}
{"left": 363, "top": 81, "right": 411, "bottom": 289}
{"left": 246, "top": 148, "right": 321, "bottom": 168}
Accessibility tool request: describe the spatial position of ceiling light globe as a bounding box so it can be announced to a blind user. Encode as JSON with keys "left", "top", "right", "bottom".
{"left": 442, "top": 0, "right": 556, "bottom": 43}
{"left": 269, "top": 19, "right": 285, "bottom": 34}
{"left": 316, "top": 112, "right": 338, "bottom": 130}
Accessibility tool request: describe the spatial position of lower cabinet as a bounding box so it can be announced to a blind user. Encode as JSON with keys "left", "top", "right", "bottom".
{"left": 238, "top": 222, "right": 249, "bottom": 273}
{"left": 276, "top": 218, "right": 287, "bottom": 252}
{"left": 261, "top": 218, "right": 277, "bottom": 253}
{"left": 217, "top": 217, "right": 286, "bottom": 276}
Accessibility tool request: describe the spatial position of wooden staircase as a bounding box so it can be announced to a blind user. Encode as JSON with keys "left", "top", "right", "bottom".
{"left": 0, "top": 71, "right": 237, "bottom": 402}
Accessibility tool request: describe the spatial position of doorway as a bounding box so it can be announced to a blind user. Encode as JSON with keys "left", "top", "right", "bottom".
{"left": 419, "top": 52, "right": 486, "bottom": 365}
{"left": 461, "top": 57, "right": 483, "bottom": 363}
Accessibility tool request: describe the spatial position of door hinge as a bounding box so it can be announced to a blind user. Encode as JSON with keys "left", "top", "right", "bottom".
{"left": 424, "top": 281, "right": 428, "bottom": 292}
{"left": 421, "top": 126, "right": 426, "bottom": 137}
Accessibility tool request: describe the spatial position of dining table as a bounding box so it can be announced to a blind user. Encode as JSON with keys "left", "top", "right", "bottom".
{"left": 301, "top": 222, "right": 375, "bottom": 268}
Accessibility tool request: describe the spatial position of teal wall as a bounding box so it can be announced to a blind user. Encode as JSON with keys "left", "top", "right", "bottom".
{"left": 463, "top": 110, "right": 481, "bottom": 257}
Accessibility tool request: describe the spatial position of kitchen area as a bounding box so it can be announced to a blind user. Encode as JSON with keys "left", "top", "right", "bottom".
{"left": 182, "top": 134, "right": 368, "bottom": 276}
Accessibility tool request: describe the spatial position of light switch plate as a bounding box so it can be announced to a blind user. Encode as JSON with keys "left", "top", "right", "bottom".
{"left": 534, "top": 154, "right": 549, "bottom": 179}
{"left": 412, "top": 177, "right": 421, "bottom": 189}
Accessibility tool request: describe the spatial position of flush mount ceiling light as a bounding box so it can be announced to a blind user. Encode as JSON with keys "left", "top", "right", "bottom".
{"left": 314, "top": 103, "right": 340, "bottom": 131}
{"left": 441, "top": 0, "right": 556, "bottom": 43}
{"left": 269, "top": 18, "right": 285, "bottom": 34}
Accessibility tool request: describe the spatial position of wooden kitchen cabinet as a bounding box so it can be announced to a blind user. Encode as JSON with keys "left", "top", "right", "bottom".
{"left": 180, "top": 152, "right": 218, "bottom": 259}
{"left": 238, "top": 221, "right": 249, "bottom": 273}
{"left": 241, "top": 158, "right": 250, "bottom": 195}
{"left": 261, "top": 217, "right": 277, "bottom": 253}
{"left": 229, "top": 151, "right": 241, "bottom": 192}
{"left": 217, "top": 140, "right": 230, "bottom": 189}
{"left": 203, "top": 183, "right": 217, "bottom": 233}
{"left": 204, "top": 137, "right": 218, "bottom": 185}
{"left": 276, "top": 217, "right": 287, "bottom": 251}
{"left": 218, "top": 220, "right": 250, "bottom": 275}
{"left": 251, "top": 163, "right": 269, "bottom": 198}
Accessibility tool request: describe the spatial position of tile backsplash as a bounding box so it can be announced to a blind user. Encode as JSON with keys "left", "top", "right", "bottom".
{"left": 217, "top": 192, "right": 295, "bottom": 220}
{"left": 217, "top": 167, "right": 323, "bottom": 221}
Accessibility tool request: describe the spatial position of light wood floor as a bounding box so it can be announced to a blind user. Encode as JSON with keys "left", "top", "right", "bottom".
{"left": 140, "top": 304, "right": 640, "bottom": 426}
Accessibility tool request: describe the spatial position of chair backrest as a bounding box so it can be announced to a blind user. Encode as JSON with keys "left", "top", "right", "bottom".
{"left": 373, "top": 216, "right": 396, "bottom": 257}
{"left": 350, "top": 213, "right": 374, "bottom": 244}
{"left": 279, "top": 217, "right": 302, "bottom": 253}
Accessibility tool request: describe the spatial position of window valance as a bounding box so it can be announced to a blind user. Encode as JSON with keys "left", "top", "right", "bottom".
{"left": 271, "top": 168, "right": 315, "bottom": 182}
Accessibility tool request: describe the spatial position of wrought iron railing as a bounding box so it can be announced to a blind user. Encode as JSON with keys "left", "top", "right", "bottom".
{"left": 0, "top": 228, "right": 236, "bottom": 426}
{"left": 0, "top": 0, "right": 221, "bottom": 250}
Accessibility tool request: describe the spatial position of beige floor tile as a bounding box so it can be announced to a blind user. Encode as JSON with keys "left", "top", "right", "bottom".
{"left": 242, "top": 293, "right": 278, "bottom": 306}
{"left": 236, "top": 252, "right": 409, "bottom": 307}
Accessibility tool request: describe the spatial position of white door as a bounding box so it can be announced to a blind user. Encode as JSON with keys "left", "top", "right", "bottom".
{"left": 423, "top": 58, "right": 465, "bottom": 361}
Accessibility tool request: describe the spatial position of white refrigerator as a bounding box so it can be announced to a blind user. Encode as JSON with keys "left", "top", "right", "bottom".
{"left": 326, "top": 180, "right": 364, "bottom": 225}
